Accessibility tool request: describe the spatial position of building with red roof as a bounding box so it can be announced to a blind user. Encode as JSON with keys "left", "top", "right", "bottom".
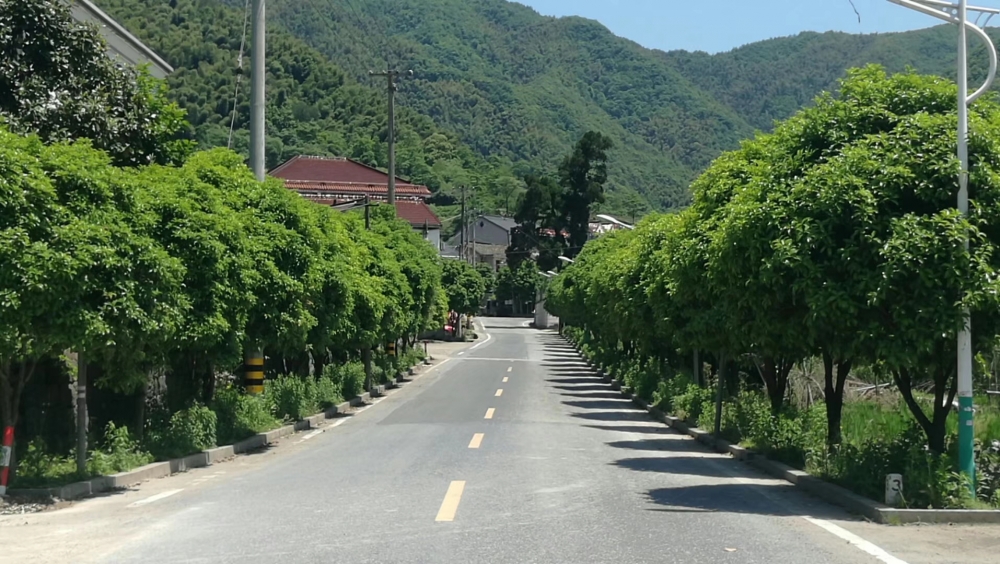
{"left": 270, "top": 156, "right": 443, "bottom": 250}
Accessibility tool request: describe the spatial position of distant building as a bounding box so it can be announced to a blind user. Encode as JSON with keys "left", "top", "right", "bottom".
{"left": 69, "top": 0, "right": 173, "bottom": 78}
{"left": 269, "top": 155, "right": 443, "bottom": 249}
{"left": 447, "top": 214, "right": 518, "bottom": 271}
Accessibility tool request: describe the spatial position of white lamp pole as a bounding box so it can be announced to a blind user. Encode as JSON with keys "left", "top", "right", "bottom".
{"left": 887, "top": 0, "right": 999, "bottom": 490}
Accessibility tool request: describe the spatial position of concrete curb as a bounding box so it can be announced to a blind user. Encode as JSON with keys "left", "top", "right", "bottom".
{"left": 559, "top": 335, "right": 1000, "bottom": 525}
{"left": 9, "top": 360, "right": 438, "bottom": 503}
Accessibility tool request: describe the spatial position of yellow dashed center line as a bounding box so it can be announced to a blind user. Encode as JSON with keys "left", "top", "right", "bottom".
{"left": 468, "top": 433, "right": 484, "bottom": 449}
{"left": 502, "top": 376, "right": 509, "bottom": 383}
{"left": 495, "top": 389, "right": 503, "bottom": 397}
{"left": 435, "top": 481, "right": 466, "bottom": 522}
{"left": 484, "top": 408, "right": 495, "bottom": 419}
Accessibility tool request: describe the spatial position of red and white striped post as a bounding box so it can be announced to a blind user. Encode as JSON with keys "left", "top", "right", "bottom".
{"left": 0, "top": 426, "right": 13, "bottom": 496}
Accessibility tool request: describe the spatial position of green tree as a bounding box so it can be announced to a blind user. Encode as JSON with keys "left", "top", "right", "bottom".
{"left": 442, "top": 260, "right": 487, "bottom": 316}
{"left": 0, "top": 0, "right": 193, "bottom": 167}
{"left": 559, "top": 132, "right": 614, "bottom": 256}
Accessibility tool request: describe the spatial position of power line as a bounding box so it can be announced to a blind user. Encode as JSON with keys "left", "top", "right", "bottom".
{"left": 227, "top": 0, "right": 252, "bottom": 149}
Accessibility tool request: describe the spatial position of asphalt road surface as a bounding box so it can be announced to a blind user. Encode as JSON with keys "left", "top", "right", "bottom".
{"left": 4, "top": 318, "right": 998, "bottom": 564}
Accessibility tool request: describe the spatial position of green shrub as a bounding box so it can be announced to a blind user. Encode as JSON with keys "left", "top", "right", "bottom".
{"left": 145, "top": 405, "right": 217, "bottom": 460}
{"left": 315, "top": 374, "right": 344, "bottom": 408}
{"left": 213, "top": 386, "right": 281, "bottom": 445}
{"left": 673, "top": 383, "right": 713, "bottom": 423}
{"left": 652, "top": 375, "right": 692, "bottom": 413}
{"left": 12, "top": 439, "right": 82, "bottom": 488}
{"left": 265, "top": 375, "right": 319, "bottom": 421}
{"left": 14, "top": 424, "right": 153, "bottom": 488}
{"left": 90, "top": 421, "right": 155, "bottom": 473}
{"left": 322, "top": 361, "right": 365, "bottom": 399}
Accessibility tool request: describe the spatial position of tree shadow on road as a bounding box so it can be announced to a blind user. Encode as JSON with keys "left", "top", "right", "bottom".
{"left": 606, "top": 438, "right": 702, "bottom": 453}
{"left": 613, "top": 456, "right": 738, "bottom": 478}
{"left": 644, "top": 483, "right": 848, "bottom": 519}
{"left": 546, "top": 377, "right": 605, "bottom": 385}
{"left": 562, "top": 398, "right": 635, "bottom": 411}
{"left": 583, "top": 424, "right": 671, "bottom": 434}
{"left": 558, "top": 390, "right": 626, "bottom": 399}
{"left": 569, "top": 410, "right": 651, "bottom": 422}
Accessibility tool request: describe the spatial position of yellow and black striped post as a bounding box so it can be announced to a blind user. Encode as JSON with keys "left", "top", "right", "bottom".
{"left": 386, "top": 341, "right": 396, "bottom": 357}
{"left": 244, "top": 348, "right": 265, "bottom": 394}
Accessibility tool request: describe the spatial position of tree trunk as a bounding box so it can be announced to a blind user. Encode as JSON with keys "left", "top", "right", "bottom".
{"left": 202, "top": 362, "right": 216, "bottom": 404}
{"left": 134, "top": 382, "right": 146, "bottom": 442}
{"left": 362, "top": 347, "right": 373, "bottom": 392}
{"left": 893, "top": 364, "right": 957, "bottom": 455}
{"left": 759, "top": 356, "right": 793, "bottom": 415}
{"left": 714, "top": 353, "right": 726, "bottom": 436}
{"left": 822, "top": 353, "right": 852, "bottom": 448}
{"left": 76, "top": 352, "right": 88, "bottom": 476}
{"left": 314, "top": 350, "right": 327, "bottom": 381}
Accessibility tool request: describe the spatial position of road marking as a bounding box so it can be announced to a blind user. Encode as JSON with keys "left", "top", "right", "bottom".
{"left": 803, "top": 517, "right": 909, "bottom": 564}
{"left": 468, "top": 433, "right": 484, "bottom": 449}
{"left": 435, "top": 481, "right": 466, "bottom": 522}
{"left": 458, "top": 351, "right": 464, "bottom": 355}
{"left": 484, "top": 408, "right": 495, "bottom": 419}
{"left": 300, "top": 429, "right": 323, "bottom": 441}
{"left": 495, "top": 389, "right": 503, "bottom": 397}
{"left": 502, "top": 376, "right": 509, "bottom": 383}
{"left": 507, "top": 366, "right": 512, "bottom": 372}
{"left": 469, "top": 329, "right": 493, "bottom": 351}
{"left": 129, "top": 489, "right": 183, "bottom": 507}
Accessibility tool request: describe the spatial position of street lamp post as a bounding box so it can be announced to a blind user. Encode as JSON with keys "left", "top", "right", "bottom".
{"left": 887, "top": 0, "right": 999, "bottom": 492}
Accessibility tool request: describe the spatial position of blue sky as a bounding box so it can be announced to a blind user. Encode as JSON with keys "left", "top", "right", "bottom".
{"left": 517, "top": 0, "right": 946, "bottom": 53}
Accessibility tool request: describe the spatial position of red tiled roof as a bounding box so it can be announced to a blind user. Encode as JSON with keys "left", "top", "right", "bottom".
{"left": 393, "top": 200, "right": 442, "bottom": 229}
{"left": 298, "top": 195, "right": 442, "bottom": 229}
{"left": 284, "top": 180, "right": 431, "bottom": 198}
{"left": 270, "top": 155, "right": 411, "bottom": 185}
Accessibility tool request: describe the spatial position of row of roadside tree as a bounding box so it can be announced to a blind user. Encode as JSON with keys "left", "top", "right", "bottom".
{"left": 0, "top": 0, "right": 489, "bottom": 487}
{"left": 547, "top": 67, "right": 1000, "bottom": 508}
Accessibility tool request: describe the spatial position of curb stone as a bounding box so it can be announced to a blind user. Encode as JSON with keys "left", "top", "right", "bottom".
{"left": 558, "top": 335, "right": 1000, "bottom": 525}
{"left": 8, "top": 360, "right": 436, "bottom": 503}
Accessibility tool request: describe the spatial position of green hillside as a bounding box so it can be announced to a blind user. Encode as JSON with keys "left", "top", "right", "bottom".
{"left": 660, "top": 25, "right": 1000, "bottom": 131}
{"left": 99, "top": 0, "right": 1000, "bottom": 214}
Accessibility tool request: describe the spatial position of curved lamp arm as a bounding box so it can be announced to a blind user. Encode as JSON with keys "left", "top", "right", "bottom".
{"left": 888, "top": 0, "right": 998, "bottom": 102}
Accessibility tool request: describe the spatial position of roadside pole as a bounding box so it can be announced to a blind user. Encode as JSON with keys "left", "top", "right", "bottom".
{"left": 887, "top": 0, "right": 1000, "bottom": 494}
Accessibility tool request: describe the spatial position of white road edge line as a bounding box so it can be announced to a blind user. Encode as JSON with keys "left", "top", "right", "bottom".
{"left": 803, "top": 517, "right": 910, "bottom": 564}
{"left": 300, "top": 429, "right": 323, "bottom": 441}
{"left": 468, "top": 323, "right": 492, "bottom": 351}
{"left": 129, "top": 489, "right": 183, "bottom": 507}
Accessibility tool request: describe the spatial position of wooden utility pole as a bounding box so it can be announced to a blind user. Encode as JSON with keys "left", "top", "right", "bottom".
{"left": 369, "top": 69, "right": 413, "bottom": 204}
{"left": 460, "top": 186, "right": 466, "bottom": 262}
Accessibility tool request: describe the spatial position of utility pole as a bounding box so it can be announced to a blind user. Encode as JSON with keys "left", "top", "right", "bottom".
{"left": 460, "top": 186, "right": 467, "bottom": 262}
{"left": 250, "top": 0, "right": 265, "bottom": 181}
{"left": 369, "top": 69, "right": 413, "bottom": 204}
{"left": 244, "top": 0, "right": 266, "bottom": 394}
{"left": 470, "top": 206, "right": 477, "bottom": 266}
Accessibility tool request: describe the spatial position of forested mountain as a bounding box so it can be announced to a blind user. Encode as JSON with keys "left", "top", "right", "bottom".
{"left": 660, "top": 25, "right": 1000, "bottom": 132}
{"left": 98, "top": 0, "right": 998, "bottom": 213}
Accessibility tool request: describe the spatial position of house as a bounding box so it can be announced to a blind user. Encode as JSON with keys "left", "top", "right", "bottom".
{"left": 448, "top": 214, "right": 518, "bottom": 271}
{"left": 269, "top": 155, "right": 443, "bottom": 249}
{"left": 69, "top": 0, "right": 173, "bottom": 78}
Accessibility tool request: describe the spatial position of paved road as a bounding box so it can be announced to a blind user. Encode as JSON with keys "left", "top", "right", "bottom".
{"left": 4, "top": 318, "right": 998, "bottom": 563}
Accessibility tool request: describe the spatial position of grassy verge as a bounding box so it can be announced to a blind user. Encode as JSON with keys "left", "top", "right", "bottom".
{"left": 11, "top": 355, "right": 428, "bottom": 490}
